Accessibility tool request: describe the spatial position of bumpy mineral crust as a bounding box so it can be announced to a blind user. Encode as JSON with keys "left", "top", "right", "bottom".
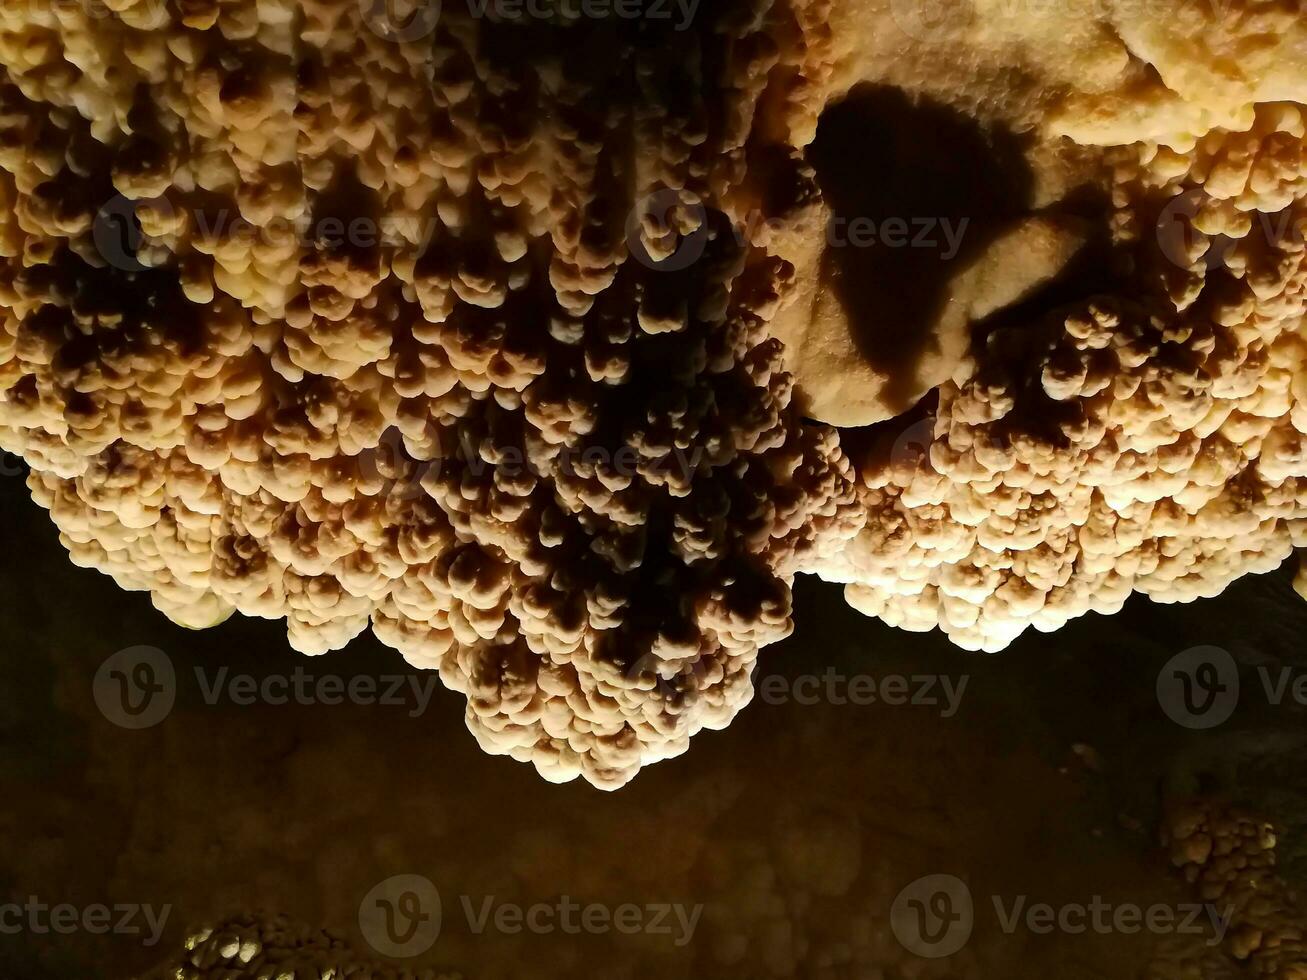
{"left": 0, "top": 0, "right": 863, "bottom": 788}
{"left": 819, "top": 99, "right": 1307, "bottom": 651}
{"left": 144, "top": 913, "right": 460, "bottom": 980}
{"left": 1154, "top": 798, "right": 1307, "bottom": 979}
{"left": 3, "top": 0, "right": 1307, "bottom": 785}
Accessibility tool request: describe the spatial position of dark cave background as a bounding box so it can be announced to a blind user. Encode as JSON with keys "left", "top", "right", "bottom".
{"left": 2, "top": 459, "right": 1306, "bottom": 978}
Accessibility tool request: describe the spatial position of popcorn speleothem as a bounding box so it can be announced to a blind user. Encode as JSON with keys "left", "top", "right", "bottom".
{"left": 2, "top": 0, "right": 1306, "bottom": 784}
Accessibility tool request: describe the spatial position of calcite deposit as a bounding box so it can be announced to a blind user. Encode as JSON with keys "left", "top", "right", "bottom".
{"left": 0, "top": 0, "right": 1305, "bottom": 783}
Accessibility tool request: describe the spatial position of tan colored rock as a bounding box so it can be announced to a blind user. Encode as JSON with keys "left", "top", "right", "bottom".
{"left": 773, "top": 211, "right": 1089, "bottom": 426}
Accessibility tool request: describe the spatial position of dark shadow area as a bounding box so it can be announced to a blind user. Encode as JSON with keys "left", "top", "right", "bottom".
{"left": 966, "top": 182, "right": 1118, "bottom": 347}
{"left": 805, "top": 84, "right": 1035, "bottom": 410}
{"left": 4, "top": 468, "right": 1307, "bottom": 977}
{"left": 305, "top": 166, "right": 383, "bottom": 264}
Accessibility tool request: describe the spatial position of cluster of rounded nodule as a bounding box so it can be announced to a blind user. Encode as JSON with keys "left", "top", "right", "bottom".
{"left": 0, "top": 1, "right": 862, "bottom": 786}
{"left": 819, "top": 102, "right": 1307, "bottom": 652}
{"left": 1158, "top": 798, "right": 1307, "bottom": 979}
{"left": 145, "top": 912, "right": 458, "bottom": 980}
